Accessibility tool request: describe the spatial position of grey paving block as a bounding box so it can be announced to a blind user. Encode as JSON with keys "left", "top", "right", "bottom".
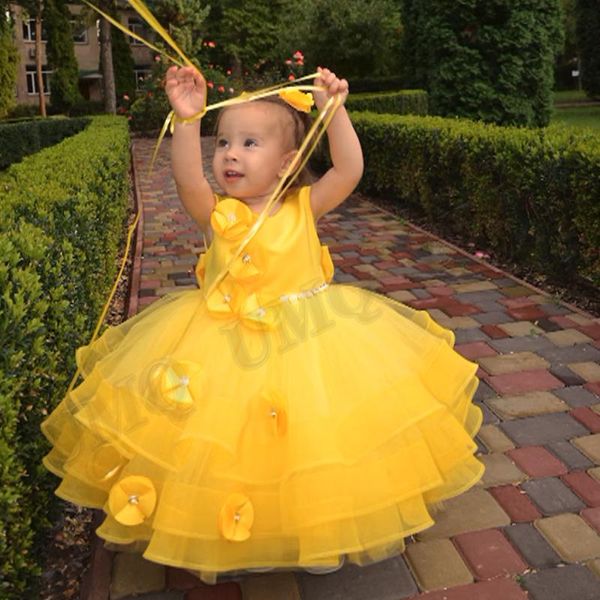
{"left": 472, "top": 301, "right": 506, "bottom": 313}
{"left": 521, "top": 564, "right": 600, "bottom": 600}
{"left": 454, "top": 328, "right": 491, "bottom": 344}
{"left": 411, "top": 288, "right": 431, "bottom": 298}
{"left": 546, "top": 440, "right": 594, "bottom": 469}
{"left": 488, "top": 336, "right": 555, "bottom": 354}
{"left": 500, "top": 413, "right": 588, "bottom": 446}
{"left": 549, "top": 366, "right": 586, "bottom": 387}
{"left": 536, "top": 318, "right": 563, "bottom": 333}
{"left": 474, "top": 381, "right": 496, "bottom": 402}
{"left": 454, "top": 290, "right": 504, "bottom": 303}
{"left": 297, "top": 556, "right": 418, "bottom": 600}
{"left": 503, "top": 523, "right": 561, "bottom": 569}
{"left": 538, "top": 344, "right": 600, "bottom": 365}
{"left": 521, "top": 477, "right": 586, "bottom": 516}
{"left": 554, "top": 386, "right": 600, "bottom": 408}
{"left": 478, "top": 402, "right": 500, "bottom": 425}
{"left": 539, "top": 303, "right": 571, "bottom": 316}
{"left": 334, "top": 272, "right": 359, "bottom": 283}
{"left": 472, "top": 310, "right": 513, "bottom": 325}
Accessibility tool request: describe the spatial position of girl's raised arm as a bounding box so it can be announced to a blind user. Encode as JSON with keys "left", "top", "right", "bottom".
{"left": 310, "top": 67, "right": 364, "bottom": 220}
{"left": 166, "top": 66, "right": 215, "bottom": 231}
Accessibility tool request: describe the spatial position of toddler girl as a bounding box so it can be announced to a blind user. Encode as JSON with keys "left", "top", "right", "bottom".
{"left": 42, "top": 66, "right": 484, "bottom": 584}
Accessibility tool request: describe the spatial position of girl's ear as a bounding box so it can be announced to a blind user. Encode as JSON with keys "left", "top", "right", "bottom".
{"left": 278, "top": 150, "right": 298, "bottom": 178}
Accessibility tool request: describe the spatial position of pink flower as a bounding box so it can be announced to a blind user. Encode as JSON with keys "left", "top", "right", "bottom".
{"left": 208, "top": 41, "right": 216, "bottom": 48}
{"left": 288, "top": 74, "right": 296, "bottom": 81}
{"left": 474, "top": 251, "right": 490, "bottom": 259}
{"left": 296, "top": 59, "right": 304, "bottom": 66}
{"left": 207, "top": 81, "right": 214, "bottom": 89}
{"left": 123, "top": 94, "right": 130, "bottom": 101}
{"left": 217, "top": 85, "right": 225, "bottom": 93}
{"left": 293, "top": 50, "right": 304, "bottom": 59}
{"left": 226, "top": 69, "right": 232, "bottom": 75}
{"left": 228, "top": 87, "right": 234, "bottom": 94}
{"left": 154, "top": 55, "right": 161, "bottom": 62}
{"left": 285, "top": 59, "right": 292, "bottom": 65}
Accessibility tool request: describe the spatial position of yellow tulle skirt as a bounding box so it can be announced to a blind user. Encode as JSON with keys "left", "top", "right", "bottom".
{"left": 42, "top": 284, "right": 483, "bottom": 583}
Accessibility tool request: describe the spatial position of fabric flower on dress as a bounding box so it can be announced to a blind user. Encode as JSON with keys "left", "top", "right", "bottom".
{"left": 108, "top": 475, "right": 157, "bottom": 526}
{"left": 320, "top": 245, "right": 334, "bottom": 283}
{"left": 228, "top": 245, "right": 263, "bottom": 283}
{"left": 211, "top": 198, "right": 255, "bottom": 241}
{"left": 218, "top": 493, "right": 254, "bottom": 541}
{"left": 146, "top": 359, "right": 204, "bottom": 415}
{"left": 260, "top": 390, "right": 288, "bottom": 437}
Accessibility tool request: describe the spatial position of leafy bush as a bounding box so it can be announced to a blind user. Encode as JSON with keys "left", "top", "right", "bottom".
{"left": 576, "top": 0, "right": 600, "bottom": 98}
{"left": 0, "top": 116, "right": 130, "bottom": 598}
{"left": 0, "top": 117, "right": 90, "bottom": 169}
{"left": 350, "top": 111, "right": 600, "bottom": 285}
{"left": 348, "top": 75, "right": 405, "bottom": 94}
{"left": 346, "top": 90, "right": 428, "bottom": 116}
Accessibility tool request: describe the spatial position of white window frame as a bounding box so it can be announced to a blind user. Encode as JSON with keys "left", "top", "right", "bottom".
{"left": 128, "top": 17, "right": 145, "bottom": 45}
{"left": 26, "top": 64, "right": 51, "bottom": 95}
{"left": 22, "top": 17, "right": 47, "bottom": 42}
{"left": 70, "top": 18, "right": 88, "bottom": 44}
{"left": 134, "top": 67, "right": 152, "bottom": 90}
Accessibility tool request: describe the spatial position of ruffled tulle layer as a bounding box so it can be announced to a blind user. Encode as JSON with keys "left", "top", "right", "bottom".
{"left": 42, "top": 285, "right": 483, "bottom": 583}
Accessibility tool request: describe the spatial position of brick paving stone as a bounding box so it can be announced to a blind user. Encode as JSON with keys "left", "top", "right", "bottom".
{"left": 569, "top": 362, "right": 600, "bottom": 382}
{"left": 507, "top": 306, "right": 547, "bottom": 321}
{"left": 571, "top": 407, "right": 600, "bottom": 432}
{"left": 297, "top": 556, "right": 417, "bottom": 600}
{"left": 417, "top": 488, "right": 510, "bottom": 541}
{"left": 480, "top": 324, "right": 509, "bottom": 340}
{"left": 486, "top": 391, "right": 568, "bottom": 420}
{"left": 589, "top": 466, "right": 600, "bottom": 481}
{"left": 413, "top": 579, "right": 528, "bottom": 600}
{"left": 537, "top": 343, "right": 600, "bottom": 365}
{"left": 478, "top": 403, "right": 500, "bottom": 425}
{"left": 167, "top": 569, "right": 202, "bottom": 591}
{"left": 498, "top": 321, "right": 544, "bottom": 337}
{"left": 405, "top": 539, "right": 473, "bottom": 591}
{"left": 478, "top": 352, "right": 549, "bottom": 376}
{"left": 473, "top": 381, "right": 496, "bottom": 402}
{"left": 535, "top": 317, "right": 564, "bottom": 332}
{"left": 522, "top": 477, "right": 586, "bottom": 515}
{"left": 501, "top": 413, "right": 588, "bottom": 446}
{"left": 535, "top": 513, "right": 600, "bottom": 562}
{"left": 521, "top": 564, "right": 600, "bottom": 600}
{"left": 544, "top": 329, "right": 593, "bottom": 347}
{"left": 574, "top": 434, "right": 600, "bottom": 464}
{"left": 586, "top": 381, "right": 600, "bottom": 397}
{"left": 453, "top": 528, "right": 527, "bottom": 580}
{"left": 488, "top": 336, "right": 555, "bottom": 354}
{"left": 546, "top": 440, "right": 594, "bottom": 470}
{"left": 555, "top": 386, "right": 600, "bottom": 408}
{"left": 506, "top": 446, "right": 568, "bottom": 477}
{"left": 453, "top": 329, "right": 491, "bottom": 344}
{"left": 488, "top": 369, "right": 563, "bottom": 395}
{"left": 452, "top": 281, "right": 498, "bottom": 293}
{"left": 477, "top": 425, "right": 515, "bottom": 452}
{"left": 562, "top": 471, "right": 600, "bottom": 506}
{"left": 549, "top": 365, "right": 587, "bottom": 386}
{"left": 489, "top": 485, "right": 542, "bottom": 522}
{"left": 454, "top": 290, "right": 504, "bottom": 304}
{"left": 454, "top": 341, "right": 497, "bottom": 360}
{"left": 185, "top": 582, "right": 242, "bottom": 599}
{"left": 500, "top": 285, "right": 532, "bottom": 297}
{"left": 503, "top": 523, "right": 561, "bottom": 569}
{"left": 110, "top": 553, "right": 166, "bottom": 600}
{"left": 582, "top": 506, "right": 600, "bottom": 534}
{"left": 480, "top": 453, "right": 526, "bottom": 487}
{"left": 240, "top": 573, "right": 301, "bottom": 600}
{"left": 472, "top": 311, "right": 512, "bottom": 325}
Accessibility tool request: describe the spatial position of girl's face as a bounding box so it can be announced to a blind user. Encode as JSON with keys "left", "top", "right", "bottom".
{"left": 213, "top": 102, "right": 295, "bottom": 204}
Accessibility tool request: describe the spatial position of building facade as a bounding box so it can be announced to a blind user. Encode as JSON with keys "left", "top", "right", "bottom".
{"left": 12, "top": 3, "right": 153, "bottom": 105}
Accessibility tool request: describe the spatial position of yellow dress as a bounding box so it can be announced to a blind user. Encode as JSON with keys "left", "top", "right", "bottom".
{"left": 42, "top": 185, "right": 484, "bottom": 583}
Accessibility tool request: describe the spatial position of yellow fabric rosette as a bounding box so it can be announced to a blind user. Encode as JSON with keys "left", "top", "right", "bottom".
{"left": 210, "top": 198, "right": 255, "bottom": 241}
{"left": 108, "top": 475, "right": 157, "bottom": 526}
{"left": 218, "top": 493, "right": 254, "bottom": 542}
{"left": 146, "top": 359, "right": 204, "bottom": 412}
{"left": 278, "top": 88, "right": 315, "bottom": 113}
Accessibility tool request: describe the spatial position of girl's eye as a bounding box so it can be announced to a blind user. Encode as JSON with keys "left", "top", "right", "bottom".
{"left": 217, "top": 138, "right": 228, "bottom": 148}
{"left": 244, "top": 139, "right": 257, "bottom": 148}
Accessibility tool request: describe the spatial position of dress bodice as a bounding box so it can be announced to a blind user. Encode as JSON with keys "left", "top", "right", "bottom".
{"left": 195, "top": 186, "right": 334, "bottom": 328}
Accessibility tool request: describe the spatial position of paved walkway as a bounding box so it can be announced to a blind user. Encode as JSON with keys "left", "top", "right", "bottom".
{"left": 106, "top": 137, "right": 600, "bottom": 600}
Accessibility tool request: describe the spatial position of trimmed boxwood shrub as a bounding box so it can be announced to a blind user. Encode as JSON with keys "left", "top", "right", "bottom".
{"left": 0, "top": 117, "right": 90, "bottom": 169}
{"left": 0, "top": 116, "right": 130, "bottom": 598}
{"left": 350, "top": 111, "right": 600, "bottom": 285}
{"left": 346, "top": 90, "right": 428, "bottom": 116}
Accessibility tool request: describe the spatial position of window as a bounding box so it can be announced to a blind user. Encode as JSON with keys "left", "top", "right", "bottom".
{"left": 22, "top": 18, "right": 47, "bottom": 42}
{"left": 70, "top": 18, "right": 88, "bottom": 44}
{"left": 26, "top": 64, "right": 51, "bottom": 95}
{"left": 134, "top": 67, "right": 152, "bottom": 90}
{"left": 128, "top": 17, "right": 146, "bottom": 45}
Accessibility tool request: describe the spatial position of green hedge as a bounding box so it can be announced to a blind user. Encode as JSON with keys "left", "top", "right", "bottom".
{"left": 0, "top": 117, "right": 90, "bottom": 169}
{"left": 0, "top": 116, "right": 130, "bottom": 598}
{"left": 348, "top": 75, "right": 405, "bottom": 93}
{"left": 346, "top": 90, "right": 428, "bottom": 116}
{"left": 350, "top": 112, "right": 600, "bottom": 285}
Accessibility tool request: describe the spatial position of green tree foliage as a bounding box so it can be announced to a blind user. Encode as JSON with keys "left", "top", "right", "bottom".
{"left": 111, "top": 26, "right": 136, "bottom": 102}
{"left": 401, "top": 0, "right": 563, "bottom": 126}
{"left": 45, "top": 0, "right": 83, "bottom": 111}
{"left": 277, "top": 0, "right": 403, "bottom": 80}
{"left": 575, "top": 0, "right": 600, "bottom": 98}
{"left": 0, "top": 10, "right": 18, "bottom": 118}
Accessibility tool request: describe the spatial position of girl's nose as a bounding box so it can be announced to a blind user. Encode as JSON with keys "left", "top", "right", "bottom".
{"left": 224, "top": 145, "right": 238, "bottom": 161}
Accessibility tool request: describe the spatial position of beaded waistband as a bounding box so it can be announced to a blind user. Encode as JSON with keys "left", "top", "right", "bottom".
{"left": 279, "top": 282, "right": 329, "bottom": 303}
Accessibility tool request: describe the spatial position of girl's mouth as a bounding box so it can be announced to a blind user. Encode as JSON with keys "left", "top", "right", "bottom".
{"left": 224, "top": 170, "right": 243, "bottom": 181}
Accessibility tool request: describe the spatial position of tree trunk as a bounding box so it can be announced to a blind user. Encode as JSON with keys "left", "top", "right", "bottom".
{"left": 99, "top": 16, "right": 116, "bottom": 114}
{"left": 35, "top": 11, "right": 46, "bottom": 117}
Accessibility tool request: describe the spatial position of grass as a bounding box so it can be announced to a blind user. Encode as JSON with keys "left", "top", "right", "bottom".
{"left": 550, "top": 105, "right": 600, "bottom": 131}
{"left": 553, "top": 89, "right": 590, "bottom": 104}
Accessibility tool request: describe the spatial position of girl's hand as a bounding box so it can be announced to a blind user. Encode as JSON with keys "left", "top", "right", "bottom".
{"left": 165, "top": 66, "right": 207, "bottom": 119}
{"left": 313, "top": 67, "right": 349, "bottom": 110}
